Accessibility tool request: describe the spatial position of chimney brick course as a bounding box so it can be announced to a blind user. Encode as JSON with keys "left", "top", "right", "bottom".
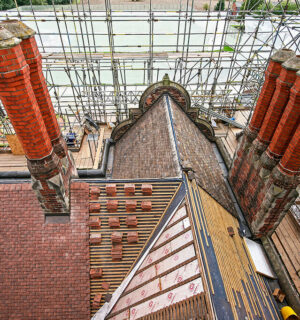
{"left": 0, "top": 21, "right": 77, "bottom": 216}
{"left": 257, "top": 56, "right": 300, "bottom": 146}
{"left": 229, "top": 49, "right": 299, "bottom": 237}
{"left": 268, "top": 71, "right": 300, "bottom": 159}
{"left": 248, "top": 49, "right": 295, "bottom": 134}
{"left": 1, "top": 20, "right": 70, "bottom": 160}
{"left": 230, "top": 49, "right": 295, "bottom": 191}
{"left": 278, "top": 124, "right": 300, "bottom": 175}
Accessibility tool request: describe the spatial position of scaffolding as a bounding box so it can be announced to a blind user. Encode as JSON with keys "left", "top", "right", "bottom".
{"left": 0, "top": 0, "right": 299, "bottom": 134}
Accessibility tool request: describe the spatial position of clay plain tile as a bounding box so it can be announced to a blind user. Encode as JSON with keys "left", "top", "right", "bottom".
{"left": 111, "top": 244, "right": 123, "bottom": 260}
{"left": 106, "top": 184, "right": 117, "bottom": 196}
{"left": 141, "top": 184, "right": 153, "bottom": 195}
{"left": 88, "top": 216, "right": 101, "bottom": 229}
{"left": 101, "top": 282, "right": 110, "bottom": 290}
{"left": 109, "top": 217, "right": 120, "bottom": 228}
{"left": 89, "top": 203, "right": 101, "bottom": 213}
{"left": 126, "top": 215, "right": 138, "bottom": 227}
{"left": 141, "top": 200, "right": 152, "bottom": 211}
{"left": 125, "top": 199, "right": 137, "bottom": 212}
{"left": 90, "top": 268, "right": 103, "bottom": 279}
{"left": 90, "top": 186, "right": 100, "bottom": 199}
{"left": 127, "top": 231, "right": 139, "bottom": 243}
{"left": 92, "top": 293, "right": 102, "bottom": 309}
{"left": 107, "top": 199, "right": 118, "bottom": 212}
{"left": 89, "top": 233, "right": 102, "bottom": 245}
{"left": 111, "top": 231, "right": 123, "bottom": 243}
{"left": 124, "top": 183, "right": 135, "bottom": 196}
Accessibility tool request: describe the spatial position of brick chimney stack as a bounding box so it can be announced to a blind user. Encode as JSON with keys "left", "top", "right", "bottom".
{"left": 229, "top": 50, "right": 300, "bottom": 238}
{"left": 230, "top": 49, "right": 295, "bottom": 188}
{"left": 0, "top": 22, "right": 77, "bottom": 216}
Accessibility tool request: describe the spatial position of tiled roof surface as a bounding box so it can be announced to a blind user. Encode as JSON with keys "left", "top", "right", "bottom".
{"left": 88, "top": 180, "right": 182, "bottom": 315}
{"left": 112, "top": 93, "right": 236, "bottom": 216}
{"left": 0, "top": 182, "right": 90, "bottom": 320}
{"left": 107, "top": 205, "right": 211, "bottom": 320}
{"left": 112, "top": 97, "right": 180, "bottom": 179}
{"left": 186, "top": 177, "right": 281, "bottom": 320}
{"left": 168, "top": 98, "right": 236, "bottom": 216}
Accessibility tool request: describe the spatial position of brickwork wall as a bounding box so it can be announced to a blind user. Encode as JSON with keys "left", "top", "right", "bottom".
{"left": 268, "top": 74, "right": 300, "bottom": 158}
{"left": 0, "top": 27, "right": 77, "bottom": 215}
{"left": 21, "top": 36, "right": 61, "bottom": 142}
{"left": 248, "top": 60, "right": 282, "bottom": 133}
{"left": 0, "top": 182, "right": 90, "bottom": 320}
{"left": 112, "top": 97, "right": 179, "bottom": 179}
{"left": 0, "top": 44, "right": 52, "bottom": 159}
{"left": 279, "top": 124, "right": 300, "bottom": 174}
{"left": 257, "top": 67, "right": 297, "bottom": 145}
{"left": 169, "top": 98, "right": 236, "bottom": 216}
{"left": 229, "top": 54, "right": 299, "bottom": 238}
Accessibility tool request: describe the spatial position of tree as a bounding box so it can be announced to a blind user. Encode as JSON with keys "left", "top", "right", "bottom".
{"left": 240, "top": 0, "right": 263, "bottom": 12}
{"left": 215, "top": 0, "right": 225, "bottom": 11}
{"left": 32, "top": 0, "right": 48, "bottom": 4}
{"left": 0, "top": 0, "right": 15, "bottom": 10}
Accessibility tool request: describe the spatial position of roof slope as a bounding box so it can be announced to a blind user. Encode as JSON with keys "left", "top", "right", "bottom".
{"left": 112, "top": 93, "right": 235, "bottom": 216}
{"left": 88, "top": 180, "right": 182, "bottom": 315}
{"left": 106, "top": 204, "right": 211, "bottom": 320}
{"left": 168, "top": 97, "right": 236, "bottom": 215}
{"left": 112, "top": 97, "right": 180, "bottom": 179}
{"left": 0, "top": 183, "right": 90, "bottom": 320}
{"left": 186, "top": 178, "right": 281, "bottom": 320}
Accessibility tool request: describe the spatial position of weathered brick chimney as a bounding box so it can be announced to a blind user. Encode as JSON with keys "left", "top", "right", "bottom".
{"left": 0, "top": 22, "right": 77, "bottom": 216}
{"left": 229, "top": 50, "right": 300, "bottom": 237}
{"left": 230, "top": 49, "right": 295, "bottom": 191}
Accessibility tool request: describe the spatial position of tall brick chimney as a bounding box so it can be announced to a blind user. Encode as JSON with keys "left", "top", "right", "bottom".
{"left": 0, "top": 22, "right": 77, "bottom": 216}
{"left": 229, "top": 50, "right": 300, "bottom": 238}
{"left": 229, "top": 49, "right": 295, "bottom": 190}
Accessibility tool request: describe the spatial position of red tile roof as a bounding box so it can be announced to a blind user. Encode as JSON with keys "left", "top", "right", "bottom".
{"left": 0, "top": 182, "right": 90, "bottom": 320}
